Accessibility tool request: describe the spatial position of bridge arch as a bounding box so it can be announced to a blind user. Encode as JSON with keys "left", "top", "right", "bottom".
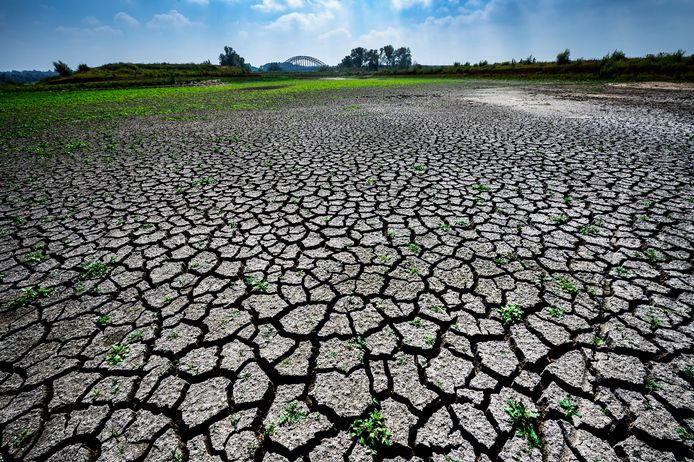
{"left": 283, "top": 56, "right": 327, "bottom": 68}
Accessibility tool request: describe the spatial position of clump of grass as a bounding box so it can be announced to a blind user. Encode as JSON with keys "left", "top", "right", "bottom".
{"left": 497, "top": 304, "right": 524, "bottom": 325}
{"left": 349, "top": 397, "right": 392, "bottom": 454}
{"left": 558, "top": 396, "right": 582, "bottom": 418}
{"left": 645, "top": 378, "right": 662, "bottom": 393}
{"left": 554, "top": 276, "right": 579, "bottom": 294}
{"left": 505, "top": 399, "right": 542, "bottom": 449}
{"left": 579, "top": 224, "right": 599, "bottom": 235}
{"left": 472, "top": 183, "right": 490, "bottom": 192}
{"left": 25, "top": 250, "right": 47, "bottom": 265}
{"left": 547, "top": 307, "right": 565, "bottom": 318}
{"left": 65, "top": 139, "right": 90, "bottom": 153}
{"left": 192, "top": 176, "right": 217, "bottom": 187}
{"left": 413, "top": 163, "right": 426, "bottom": 174}
{"left": 11, "top": 428, "right": 32, "bottom": 447}
{"left": 454, "top": 218, "right": 470, "bottom": 228}
{"left": 677, "top": 426, "right": 694, "bottom": 441}
{"left": 551, "top": 213, "right": 569, "bottom": 224}
{"left": 244, "top": 276, "right": 268, "bottom": 293}
{"left": 96, "top": 314, "right": 110, "bottom": 327}
{"left": 406, "top": 242, "right": 421, "bottom": 254}
{"left": 277, "top": 401, "right": 307, "bottom": 426}
{"left": 79, "top": 258, "right": 115, "bottom": 280}
{"left": 13, "top": 285, "right": 52, "bottom": 307}
{"left": 106, "top": 343, "right": 129, "bottom": 366}
{"left": 647, "top": 315, "right": 662, "bottom": 331}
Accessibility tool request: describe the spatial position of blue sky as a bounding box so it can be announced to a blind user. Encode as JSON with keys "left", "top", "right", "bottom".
{"left": 1, "top": 0, "right": 693, "bottom": 70}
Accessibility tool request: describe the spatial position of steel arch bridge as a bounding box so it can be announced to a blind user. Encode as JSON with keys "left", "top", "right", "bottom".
{"left": 283, "top": 56, "right": 327, "bottom": 68}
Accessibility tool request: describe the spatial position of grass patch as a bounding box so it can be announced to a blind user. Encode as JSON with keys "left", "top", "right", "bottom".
{"left": 505, "top": 399, "right": 542, "bottom": 449}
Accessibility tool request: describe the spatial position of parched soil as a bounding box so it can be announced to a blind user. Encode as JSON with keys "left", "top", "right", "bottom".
{"left": 0, "top": 81, "right": 693, "bottom": 461}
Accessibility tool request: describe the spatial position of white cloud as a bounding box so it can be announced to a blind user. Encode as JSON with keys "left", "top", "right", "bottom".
{"left": 252, "top": 0, "right": 304, "bottom": 13}
{"left": 391, "top": 0, "right": 432, "bottom": 10}
{"left": 56, "top": 25, "right": 122, "bottom": 36}
{"left": 424, "top": 0, "right": 498, "bottom": 26}
{"left": 83, "top": 16, "right": 100, "bottom": 27}
{"left": 147, "top": 10, "right": 192, "bottom": 28}
{"left": 266, "top": 10, "right": 334, "bottom": 30}
{"left": 318, "top": 27, "right": 351, "bottom": 40}
{"left": 358, "top": 26, "right": 404, "bottom": 46}
{"left": 114, "top": 12, "right": 139, "bottom": 28}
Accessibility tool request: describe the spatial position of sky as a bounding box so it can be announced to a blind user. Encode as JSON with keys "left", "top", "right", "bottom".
{"left": 1, "top": 0, "right": 693, "bottom": 71}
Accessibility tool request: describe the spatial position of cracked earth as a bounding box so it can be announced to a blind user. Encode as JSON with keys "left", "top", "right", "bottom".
{"left": 1, "top": 81, "right": 693, "bottom": 461}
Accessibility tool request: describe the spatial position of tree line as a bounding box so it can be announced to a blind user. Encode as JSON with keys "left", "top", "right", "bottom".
{"left": 339, "top": 45, "right": 412, "bottom": 70}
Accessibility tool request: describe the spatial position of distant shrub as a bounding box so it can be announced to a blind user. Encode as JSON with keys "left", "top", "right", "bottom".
{"left": 556, "top": 49, "right": 571, "bottom": 65}
{"left": 77, "top": 64, "right": 90, "bottom": 73}
{"left": 604, "top": 50, "right": 626, "bottom": 61}
{"left": 52, "top": 60, "right": 73, "bottom": 77}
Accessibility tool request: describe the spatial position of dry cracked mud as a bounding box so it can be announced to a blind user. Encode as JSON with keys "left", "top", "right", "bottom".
{"left": 0, "top": 81, "right": 693, "bottom": 461}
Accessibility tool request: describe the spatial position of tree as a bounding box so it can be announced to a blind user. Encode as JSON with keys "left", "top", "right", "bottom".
{"left": 349, "top": 47, "right": 368, "bottom": 68}
{"left": 365, "top": 49, "right": 380, "bottom": 70}
{"left": 339, "top": 55, "right": 354, "bottom": 68}
{"left": 53, "top": 60, "right": 73, "bottom": 77}
{"left": 380, "top": 45, "right": 395, "bottom": 67}
{"left": 77, "top": 64, "right": 90, "bottom": 73}
{"left": 267, "top": 62, "right": 282, "bottom": 72}
{"left": 556, "top": 49, "right": 571, "bottom": 65}
{"left": 394, "top": 47, "right": 412, "bottom": 68}
{"left": 219, "top": 46, "right": 250, "bottom": 70}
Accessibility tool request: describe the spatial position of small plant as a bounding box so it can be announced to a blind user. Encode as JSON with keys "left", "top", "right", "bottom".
{"left": 554, "top": 276, "right": 579, "bottom": 294}
{"left": 244, "top": 276, "right": 268, "bottom": 293}
{"left": 409, "top": 318, "right": 423, "bottom": 328}
{"left": 614, "top": 266, "right": 630, "bottom": 277}
{"left": 505, "top": 400, "right": 542, "bottom": 449}
{"left": 677, "top": 426, "right": 694, "bottom": 441}
{"left": 562, "top": 195, "right": 573, "bottom": 205}
{"left": 378, "top": 254, "right": 390, "bottom": 263}
{"left": 454, "top": 218, "right": 469, "bottom": 228}
{"left": 349, "top": 402, "right": 392, "bottom": 454}
{"left": 79, "top": 258, "right": 115, "bottom": 280}
{"left": 96, "top": 314, "right": 110, "bottom": 327}
{"left": 645, "top": 378, "right": 662, "bottom": 393}
{"left": 13, "top": 285, "right": 52, "bottom": 307}
{"left": 11, "top": 428, "right": 31, "bottom": 447}
{"left": 547, "top": 307, "right": 565, "bottom": 318}
{"left": 277, "top": 401, "right": 307, "bottom": 427}
{"left": 413, "top": 163, "right": 426, "bottom": 174}
{"left": 168, "top": 449, "right": 183, "bottom": 462}
{"left": 644, "top": 248, "right": 669, "bottom": 263}
{"left": 65, "top": 139, "right": 90, "bottom": 153}
{"left": 497, "top": 304, "right": 524, "bottom": 325}
{"left": 439, "top": 222, "right": 451, "bottom": 232}
{"left": 591, "top": 336, "right": 605, "bottom": 347}
{"left": 472, "top": 183, "right": 490, "bottom": 192}
{"left": 106, "top": 343, "right": 130, "bottom": 366}
{"left": 261, "top": 159, "right": 273, "bottom": 167}
{"left": 365, "top": 178, "right": 375, "bottom": 187}
{"left": 423, "top": 335, "right": 435, "bottom": 347}
{"left": 25, "top": 250, "right": 46, "bottom": 265}
{"left": 407, "top": 266, "right": 420, "bottom": 275}
{"left": 551, "top": 213, "right": 569, "bottom": 224}
{"left": 347, "top": 336, "right": 368, "bottom": 353}
{"left": 683, "top": 366, "right": 694, "bottom": 378}
{"left": 127, "top": 330, "right": 144, "bottom": 343}
{"left": 579, "top": 224, "right": 599, "bottom": 235}
{"left": 647, "top": 315, "right": 662, "bottom": 331}
{"left": 406, "top": 242, "right": 421, "bottom": 254}
{"left": 558, "top": 396, "right": 582, "bottom": 418}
